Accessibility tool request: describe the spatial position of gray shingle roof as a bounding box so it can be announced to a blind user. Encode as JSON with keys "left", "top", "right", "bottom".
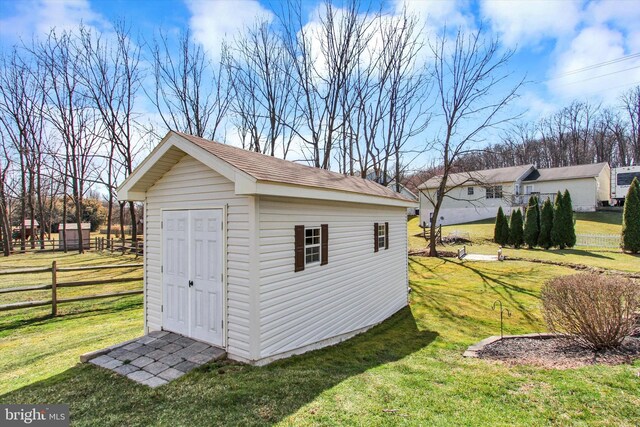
{"left": 523, "top": 162, "right": 608, "bottom": 182}
{"left": 418, "top": 164, "right": 534, "bottom": 189}
{"left": 178, "top": 132, "right": 413, "bottom": 202}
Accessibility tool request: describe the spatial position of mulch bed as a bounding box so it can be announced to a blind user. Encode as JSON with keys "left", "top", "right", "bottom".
{"left": 478, "top": 335, "right": 640, "bottom": 369}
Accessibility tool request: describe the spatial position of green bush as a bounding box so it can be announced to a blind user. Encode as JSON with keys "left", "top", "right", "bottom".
{"left": 622, "top": 177, "right": 640, "bottom": 253}
{"left": 538, "top": 197, "right": 554, "bottom": 249}
{"left": 494, "top": 206, "right": 509, "bottom": 246}
{"left": 541, "top": 273, "right": 640, "bottom": 350}
{"left": 508, "top": 208, "right": 524, "bottom": 248}
{"left": 551, "top": 191, "right": 575, "bottom": 249}
{"left": 523, "top": 196, "right": 540, "bottom": 248}
{"left": 563, "top": 190, "right": 576, "bottom": 248}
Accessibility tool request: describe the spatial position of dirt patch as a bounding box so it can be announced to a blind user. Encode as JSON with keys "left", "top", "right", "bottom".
{"left": 408, "top": 249, "right": 458, "bottom": 258}
{"left": 504, "top": 256, "right": 640, "bottom": 279}
{"left": 478, "top": 335, "right": 640, "bottom": 369}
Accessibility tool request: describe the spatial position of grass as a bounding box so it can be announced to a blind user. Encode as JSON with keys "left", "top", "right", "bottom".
{"left": 1, "top": 256, "right": 638, "bottom": 426}
{"left": 0, "top": 251, "right": 144, "bottom": 394}
{"left": 408, "top": 212, "right": 639, "bottom": 272}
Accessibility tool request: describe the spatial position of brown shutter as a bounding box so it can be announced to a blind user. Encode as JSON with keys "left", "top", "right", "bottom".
{"left": 385, "top": 222, "right": 389, "bottom": 249}
{"left": 294, "top": 225, "right": 304, "bottom": 272}
{"left": 374, "top": 222, "right": 379, "bottom": 252}
{"left": 321, "top": 224, "right": 328, "bottom": 265}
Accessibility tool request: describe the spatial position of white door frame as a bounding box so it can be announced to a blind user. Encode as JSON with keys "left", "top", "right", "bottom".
{"left": 160, "top": 206, "right": 227, "bottom": 348}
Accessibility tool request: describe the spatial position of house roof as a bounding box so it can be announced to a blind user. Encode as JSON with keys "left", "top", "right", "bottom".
{"left": 523, "top": 162, "right": 608, "bottom": 182}
{"left": 118, "top": 131, "right": 415, "bottom": 207}
{"left": 418, "top": 164, "right": 534, "bottom": 189}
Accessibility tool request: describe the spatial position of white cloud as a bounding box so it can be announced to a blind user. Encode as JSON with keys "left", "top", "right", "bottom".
{"left": 480, "top": 0, "right": 581, "bottom": 48}
{"left": 394, "top": 0, "right": 474, "bottom": 33}
{"left": 0, "top": 0, "right": 106, "bottom": 43}
{"left": 548, "top": 25, "right": 640, "bottom": 102}
{"left": 185, "top": 0, "right": 273, "bottom": 59}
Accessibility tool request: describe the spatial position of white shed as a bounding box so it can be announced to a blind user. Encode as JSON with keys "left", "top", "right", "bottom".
{"left": 118, "top": 131, "right": 414, "bottom": 365}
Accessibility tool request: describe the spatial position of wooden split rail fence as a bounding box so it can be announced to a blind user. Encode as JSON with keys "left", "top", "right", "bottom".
{"left": 0, "top": 262, "right": 143, "bottom": 315}
{"left": 0, "top": 237, "right": 143, "bottom": 256}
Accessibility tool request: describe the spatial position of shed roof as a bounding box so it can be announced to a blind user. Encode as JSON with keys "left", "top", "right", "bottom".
{"left": 60, "top": 223, "right": 91, "bottom": 230}
{"left": 118, "top": 132, "right": 415, "bottom": 207}
{"left": 523, "top": 162, "right": 608, "bottom": 182}
{"left": 418, "top": 164, "right": 534, "bottom": 189}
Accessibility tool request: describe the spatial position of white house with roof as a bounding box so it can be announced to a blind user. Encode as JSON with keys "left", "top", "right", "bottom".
{"left": 118, "top": 131, "right": 415, "bottom": 365}
{"left": 418, "top": 162, "right": 610, "bottom": 226}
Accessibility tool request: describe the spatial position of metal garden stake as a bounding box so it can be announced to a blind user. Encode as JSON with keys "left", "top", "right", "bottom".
{"left": 492, "top": 300, "right": 511, "bottom": 338}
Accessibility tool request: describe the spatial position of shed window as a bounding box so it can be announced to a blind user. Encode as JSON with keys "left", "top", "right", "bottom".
{"left": 294, "top": 224, "right": 328, "bottom": 272}
{"left": 374, "top": 222, "right": 389, "bottom": 252}
{"left": 305, "top": 227, "right": 321, "bottom": 264}
{"left": 468, "top": 187, "right": 474, "bottom": 195}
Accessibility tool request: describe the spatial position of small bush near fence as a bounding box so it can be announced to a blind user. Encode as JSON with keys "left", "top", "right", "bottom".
{"left": 541, "top": 273, "right": 640, "bottom": 350}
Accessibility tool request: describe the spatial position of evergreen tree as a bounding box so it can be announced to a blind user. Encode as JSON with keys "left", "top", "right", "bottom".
{"left": 551, "top": 191, "right": 565, "bottom": 249}
{"left": 538, "top": 197, "right": 554, "bottom": 249}
{"left": 563, "top": 189, "right": 576, "bottom": 248}
{"left": 622, "top": 177, "right": 640, "bottom": 253}
{"left": 509, "top": 208, "right": 524, "bottom": 248}
{"left": 523, "top": 196, "right": 540, "bottom": 248}
{"left": 494, "top": 206, "right": 509, "bottom": 245}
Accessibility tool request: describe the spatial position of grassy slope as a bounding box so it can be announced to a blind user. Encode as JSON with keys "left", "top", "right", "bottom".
{"left": 0, "top": 252, "right": 144, "bottom": 394}
{"left": 1, "top": 258, "right": 638, "bottom": 426}
{"left": 409, "top": 212, "right": 639, "bottom": 272}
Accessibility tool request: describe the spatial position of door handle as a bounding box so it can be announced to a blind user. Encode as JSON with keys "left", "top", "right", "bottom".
{"left": 189, "top": 280, "right": 193, "bottom": 287}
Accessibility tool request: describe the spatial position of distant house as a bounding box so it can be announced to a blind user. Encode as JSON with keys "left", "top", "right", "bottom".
{"left": 418, "top": 163, "right": 610, "bottom": 226}
{"left": 15, "top": 219, "right": 40, "bottom": 240}
{"left": 387, "top": 182, "right": 418, "bottom": 215}
{"left": 118, "top": 131, "right": 415, "bottom": 365}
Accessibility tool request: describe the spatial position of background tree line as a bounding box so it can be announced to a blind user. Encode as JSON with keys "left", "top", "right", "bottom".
{"left": 455, "top": 90, "right": 640, "bottom": 171}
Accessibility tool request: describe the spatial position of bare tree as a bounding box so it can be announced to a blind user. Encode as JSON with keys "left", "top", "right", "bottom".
{"left": 226, "top": 20, "right": 300, "bottom": 158}
{"left": 423, "top": 26, "right": 523, "bottom": 256}
{"left": 621, "top": 85, "right": 639, "bottom": 166}
{"left": 79, "top": 22, "right": 145, "bottom": 245}
{"left": 149, "top": 29, "right": 231, "bottom": 141}
{"left": 33, "top": 30, "right": 100, "bottom": 253}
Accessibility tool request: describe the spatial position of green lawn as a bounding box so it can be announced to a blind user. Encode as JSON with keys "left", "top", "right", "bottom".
{"left": 0, "top": 252, "right": 144, "bottom": 394}
{"left": 409, "top": 212, "right": 639, "bottom": 273}
{"left": 1, "top": 256, "right": 638, "bottom": 426}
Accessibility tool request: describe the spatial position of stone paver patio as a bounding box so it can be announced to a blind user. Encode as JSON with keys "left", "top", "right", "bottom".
{"left": 84, "top": 331, "right": 226, "bottom": 388}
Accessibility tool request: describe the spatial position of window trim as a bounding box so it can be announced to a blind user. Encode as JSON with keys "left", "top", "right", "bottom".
{"left": 468, "top": 187, "right": 474, "bottom": 195}
{"left": 304, "top": 226, "right": 321, "bottom": 266}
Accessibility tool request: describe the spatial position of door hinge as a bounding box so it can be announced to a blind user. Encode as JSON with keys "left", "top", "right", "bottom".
{"left": 161, "top": 305, "right": 163, "bottom": 313}
{"left": 221, "top": 222, "right": 224, "bottom": 230}
{"left": 220, "top": 273, "right": 223, "bottom": 282}
{"left": 161, "top": 221, "right": 163, "bottom": 229}
{"left": 221, "top": 319, "right": 224, "bottom": 328}
{"left": 161, "top": 265, "right": 163, "bottom": 273}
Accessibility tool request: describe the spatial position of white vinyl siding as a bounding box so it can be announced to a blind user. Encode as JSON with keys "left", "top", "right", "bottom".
{"left": 257, "top": 196, "right": 408, "bottom": 359}
{"left": 145, "top": 155, "right": 252, "bottom": 359}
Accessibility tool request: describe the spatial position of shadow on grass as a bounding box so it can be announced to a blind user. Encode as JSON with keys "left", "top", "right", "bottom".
{"left": 410, "top": 256, "right": 540, "bottom": 327}
{"left": 525, "top": 248, "right": 614, "bottom": 260}
{"left": 0, "top": 308, "right": 437, "bottom": 426}
{"left": 0, "top": 297, "right": 142, "bottom": 334}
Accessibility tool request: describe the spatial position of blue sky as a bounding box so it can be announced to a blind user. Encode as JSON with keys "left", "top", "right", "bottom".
{"left": 1, "top": 0, "right": 639, "bottom": 156}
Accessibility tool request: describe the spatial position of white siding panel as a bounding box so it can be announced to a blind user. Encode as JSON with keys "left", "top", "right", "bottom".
{"left": 257, "top": 197, "right": 408, "bottom": 359}
{"left": 145, "top": 155, "right": 252, "bottom": 359}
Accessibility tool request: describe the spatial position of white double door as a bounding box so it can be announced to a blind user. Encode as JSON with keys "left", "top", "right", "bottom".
{"left": 162, "top": 209, "right": 223, "bottom": 346}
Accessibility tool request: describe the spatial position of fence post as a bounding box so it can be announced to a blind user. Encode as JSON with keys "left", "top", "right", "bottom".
{"left": 51, "top": 260, "right": 57, "bottom": 316}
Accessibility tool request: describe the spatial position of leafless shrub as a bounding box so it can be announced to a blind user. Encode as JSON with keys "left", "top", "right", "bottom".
{"left": 541, "top": 273, "right": 640, "bottom": 350}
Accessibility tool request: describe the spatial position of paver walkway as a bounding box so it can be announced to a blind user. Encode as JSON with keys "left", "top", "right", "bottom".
{"left": 86, "top": 331, "right": 226, "bottom": 388}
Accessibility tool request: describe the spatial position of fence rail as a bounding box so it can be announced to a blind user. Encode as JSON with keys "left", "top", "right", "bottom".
{"left": 0, "top": 237, "right": 143, "bottom": 256}
{"left": 575, "top": 234, "right": 620, "bottom": 248}
{"left": 0, "top": 261, "right": 143, "bottom": 315}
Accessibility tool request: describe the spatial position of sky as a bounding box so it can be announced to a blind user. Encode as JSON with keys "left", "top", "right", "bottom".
{"left": 0, "top": 0, "right": 639, "bottom": 163}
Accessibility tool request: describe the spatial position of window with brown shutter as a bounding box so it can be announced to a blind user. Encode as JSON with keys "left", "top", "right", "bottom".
{"left": 294, "top": 225, "right": 304, "bottom": 272}
{"left": 295, "top": 224, "right": 329, "bottom": 271}
{"left": 374, "top": 222, "right": 379, "bottom": 252}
